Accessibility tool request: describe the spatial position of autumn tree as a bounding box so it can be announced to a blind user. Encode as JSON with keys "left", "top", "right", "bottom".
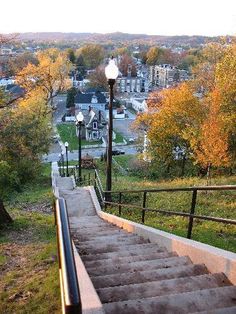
{"left": 16, "top": 48, "right": 72, "bottom": 107}
{"left": 7, "top": 52, "right": 38, "bottom": 76}
{"left": 66, "top": 48, "right": 76, "bottom": 64}
{"left": 214, "top": 43, "right": 236, "bottom": 167}
{"left": 191, "top": 43, "right": 225, "bottom": 94}
{"left": 195, "top": 91, "right": 230, "bottom": 168}
{"left": 146, "top": 46, "right": 168, "bottom": 65}
{"left": 0, "top": 90, "right": 52, "bottom": 223}
{"left": 0, "top": 91, "right": 52, "bottom": 177}
{"left": 76, "top": 44, "right": 105, "bottom": 69}
{"left": 119, "top": 54, "right": 137, "bottom": 76}
{"left": 133, "top": 83, "right": 202, "bottom": 173}
{"left": 113, "top": 47, "right": 129, "bottom": 57}
{"left": 87, "top": 65, "right": 108, "bottom": 91}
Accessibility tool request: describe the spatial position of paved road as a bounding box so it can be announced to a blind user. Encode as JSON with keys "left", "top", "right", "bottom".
{"left": 43, "top": 144, "right": 138, "bottom": 162}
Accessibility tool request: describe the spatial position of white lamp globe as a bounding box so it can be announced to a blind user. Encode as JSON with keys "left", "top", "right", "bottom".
{"left": 76, "top": 112, "right": 84, "bottom": 122}
{"left": 105, "top": 59, "right": 119, "bottom": 80}
{"left": 65, "top": 141, "right": 69, "bottom": 148}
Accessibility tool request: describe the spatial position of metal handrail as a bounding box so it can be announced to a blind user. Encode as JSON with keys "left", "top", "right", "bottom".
{"left": 96, "top": 173, "right": 236, "bottom": 239}
{"left": 55, "top": 198, "right": 81, "bottom": 314}
{"left": 104, "top": 185, "right": 236, "bottom": 194}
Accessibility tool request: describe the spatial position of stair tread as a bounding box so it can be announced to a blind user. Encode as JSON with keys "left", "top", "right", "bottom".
{"left": 81, "top": 245, "right": 167, "bottom": 261}
{"left": 98, "top": 272, "right": 231, "bottom": 303}
{"left": 84, "top": 251, "right": 177, "bottom": 268}
{"left": 76, "top": 234, "right": 145, "bottom": 244}
{"left": 87, "top": 255, "right": 191, "bottom": 277}
{"left": 76, "top": 238, "right": 150, "bottom": 253}
{"left": 91, "top": 264, "right": 209, "bottom": 289}
{"left": 103, "top": 286, "right": 236, "bottom": 314}
{"left": 195, "top": 306, "right": 236, "bottom": 313}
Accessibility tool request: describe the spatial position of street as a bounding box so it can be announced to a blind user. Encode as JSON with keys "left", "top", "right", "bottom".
{"left": 43, "top": 144, "right": 138, "bottom": 162}
{"left": 45, "top": 94, "right": 139, "bottom": 162}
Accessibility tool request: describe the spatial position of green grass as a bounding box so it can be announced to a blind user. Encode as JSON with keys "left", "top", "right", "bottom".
{"left": 57, "top": 123, "right": 102, "bottom": 150}
{"left": 96, "top": 159, "right": 236, "bottom": 252}
{"left": 113, "top": 131, "right": 125, "bottom": 143}
{"left": 113, "top": 154, "right": 135, "bottom": 168}
{"left": 0, "top": 163, "right": 61, "bottom": 314}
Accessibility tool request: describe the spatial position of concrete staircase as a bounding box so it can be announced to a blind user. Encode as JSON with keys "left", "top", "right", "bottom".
{"left": 54, "top": 176, "right": 236, "bottom": 314}
{"left": 71, "top": 215, "right": 236, "bottom": 314}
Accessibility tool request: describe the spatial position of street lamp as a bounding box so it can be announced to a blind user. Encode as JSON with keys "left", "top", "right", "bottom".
{"left": 105, "top": 57, "right": 119, "bottom": 200}
{"left": 61, "top": 152, "right": 65, "bottom": 177}
{"left": 65, "top": 141, "right": 69, "bottom": 177}
{"left": 58, "top": 154, "right": 62, "bottom": 176}
{"left": 76, "top": 111, "right": 84, "bottom": 183}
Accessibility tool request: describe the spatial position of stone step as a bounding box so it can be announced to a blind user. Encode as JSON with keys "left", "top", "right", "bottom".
{"left": 76, "top": 234, "right": 148, "bottom": 246}
{"left": 76, "top": 238, "right": 149, "bottom": 254}
{"left": 103, "top": 286, "right": 236, "bottom": 314}
{"left": 75, "top": 215, "right": 104, "bottom": 222}
{"left": 84, "top": 251, "right": 177, "bottom": 269}
{"left": 72, "top": 225, "right": 119, "bottom": 235}
{"left": 72, "top": 221, "right": 111, "bottom": 229}
{"left": 73, "top": 229, "right": 128, "bottom": 241}
{"left": 81, "top": 244, "right": 167, "bottom": 262}
{"left": 87, "top": 256, "right": 191, "bottom": 277}
{"left": 98, "top": 272, "right": 230, "bottom": 303}
{"left": 91, "top": 264, "right": 208, "bottom": 289}
{"left": 195, "top": 306, "right": 236, "bottom": 313}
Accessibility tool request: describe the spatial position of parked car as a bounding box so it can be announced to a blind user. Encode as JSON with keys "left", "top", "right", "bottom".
{"left": 112, "top": 149, "right": 125, "bottom": 155}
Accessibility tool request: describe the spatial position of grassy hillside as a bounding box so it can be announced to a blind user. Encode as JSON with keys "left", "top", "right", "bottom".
{"left": 0, "top": 164, "right": 61, "bottom": 314}
{"left": 97, "top": 157, "right": 236, "bottom": 253}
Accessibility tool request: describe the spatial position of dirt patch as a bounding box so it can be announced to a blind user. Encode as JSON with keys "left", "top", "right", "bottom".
{"left": 20, "top": 201, "right": 53, "bottom": 214}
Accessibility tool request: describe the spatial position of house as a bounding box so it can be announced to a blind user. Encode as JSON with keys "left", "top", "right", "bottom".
{"left": 116, "top": 76, "right": 143, "bottom": 93}
{"left": 149, "top": 64, "right": 188, "bottom": 88}
{"left": 74, "top": 91, "right": 107, "bottom": 112}
{"left": 5, "top": 84, "right": 25, "bottom": 101}
{"left": 76, "top": 107, "right": 107, "bottom": 142}
{"left": 0, "top": 77, "right": 15, "bottom": 86}
{"left": 130, "top": 97, "right": 148, "bottom": 112}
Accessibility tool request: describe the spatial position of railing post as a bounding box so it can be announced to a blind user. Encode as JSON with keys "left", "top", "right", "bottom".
{"left": 88, "top": 173, "right": 91, "bottom": 185}
{"left": 104, "top": 192, "right": 108, "bottom": 211}
{"left": 119, "top": 192, "right": 122, "bottom": 216}
{"left": 142, "top": 191, "right": 147, "bottom": 223}
{"left": 94, "top": 170, "right": 96, "bottom": 187}
{"left": 187, "top": 189, "right": 197, "bottom": 239}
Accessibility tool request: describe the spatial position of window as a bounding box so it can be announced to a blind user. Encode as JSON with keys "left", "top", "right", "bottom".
{"left": 93, "top": 121, "right": 98, "bottom": 129}
{"left": 92, "top": 131, "right": 98, "bottom": 139}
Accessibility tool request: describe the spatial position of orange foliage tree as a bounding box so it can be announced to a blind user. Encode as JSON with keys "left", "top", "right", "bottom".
{"left": 195, "top": 90, "right": 230, "bottom": 168}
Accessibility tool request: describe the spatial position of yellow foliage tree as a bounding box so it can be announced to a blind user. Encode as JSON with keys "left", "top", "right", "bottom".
{"left": 195, "top": 90, "right": 230, "bottom": 168}
{"left": 16, "top": 48, "right": 72, "bottom": 107}
{"left": 133, "top": 83, "right": 202, "bottom": 168}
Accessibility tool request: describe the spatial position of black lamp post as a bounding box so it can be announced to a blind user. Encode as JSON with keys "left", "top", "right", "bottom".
{"left": 65, "top": 141, "right": 69, "bottom": 177}
{"left": 105, "top": 57, "right": 119, "bottom": 200}
{"left": 58, "top": 154, "right": 62, "bottom": 176}
{"left": 61, "top": 152, "right": 65, "bottom": 177}
{"left": 76, "top": 111, "right": 84, "bottom": 183}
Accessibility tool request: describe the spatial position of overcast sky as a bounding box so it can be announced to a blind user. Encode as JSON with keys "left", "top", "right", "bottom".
{"left": 1, "top": 0, "right": 235, "bottom": 36}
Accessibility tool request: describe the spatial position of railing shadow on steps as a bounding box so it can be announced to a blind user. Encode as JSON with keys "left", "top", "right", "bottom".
{"left": 54, "top": 197, "right": 81, "bottom": 314}
{"left": 93, "top": 169, "right": 236, "bottom": 240}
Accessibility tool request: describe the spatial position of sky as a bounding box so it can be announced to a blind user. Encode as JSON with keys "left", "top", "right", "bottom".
{"left": 1, "top": 0, "right": 236, "bottom": 36}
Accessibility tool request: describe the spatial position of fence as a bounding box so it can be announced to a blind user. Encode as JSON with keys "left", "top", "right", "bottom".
{"left": 93, "top": 170, "right": 236, "bottom": 240}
